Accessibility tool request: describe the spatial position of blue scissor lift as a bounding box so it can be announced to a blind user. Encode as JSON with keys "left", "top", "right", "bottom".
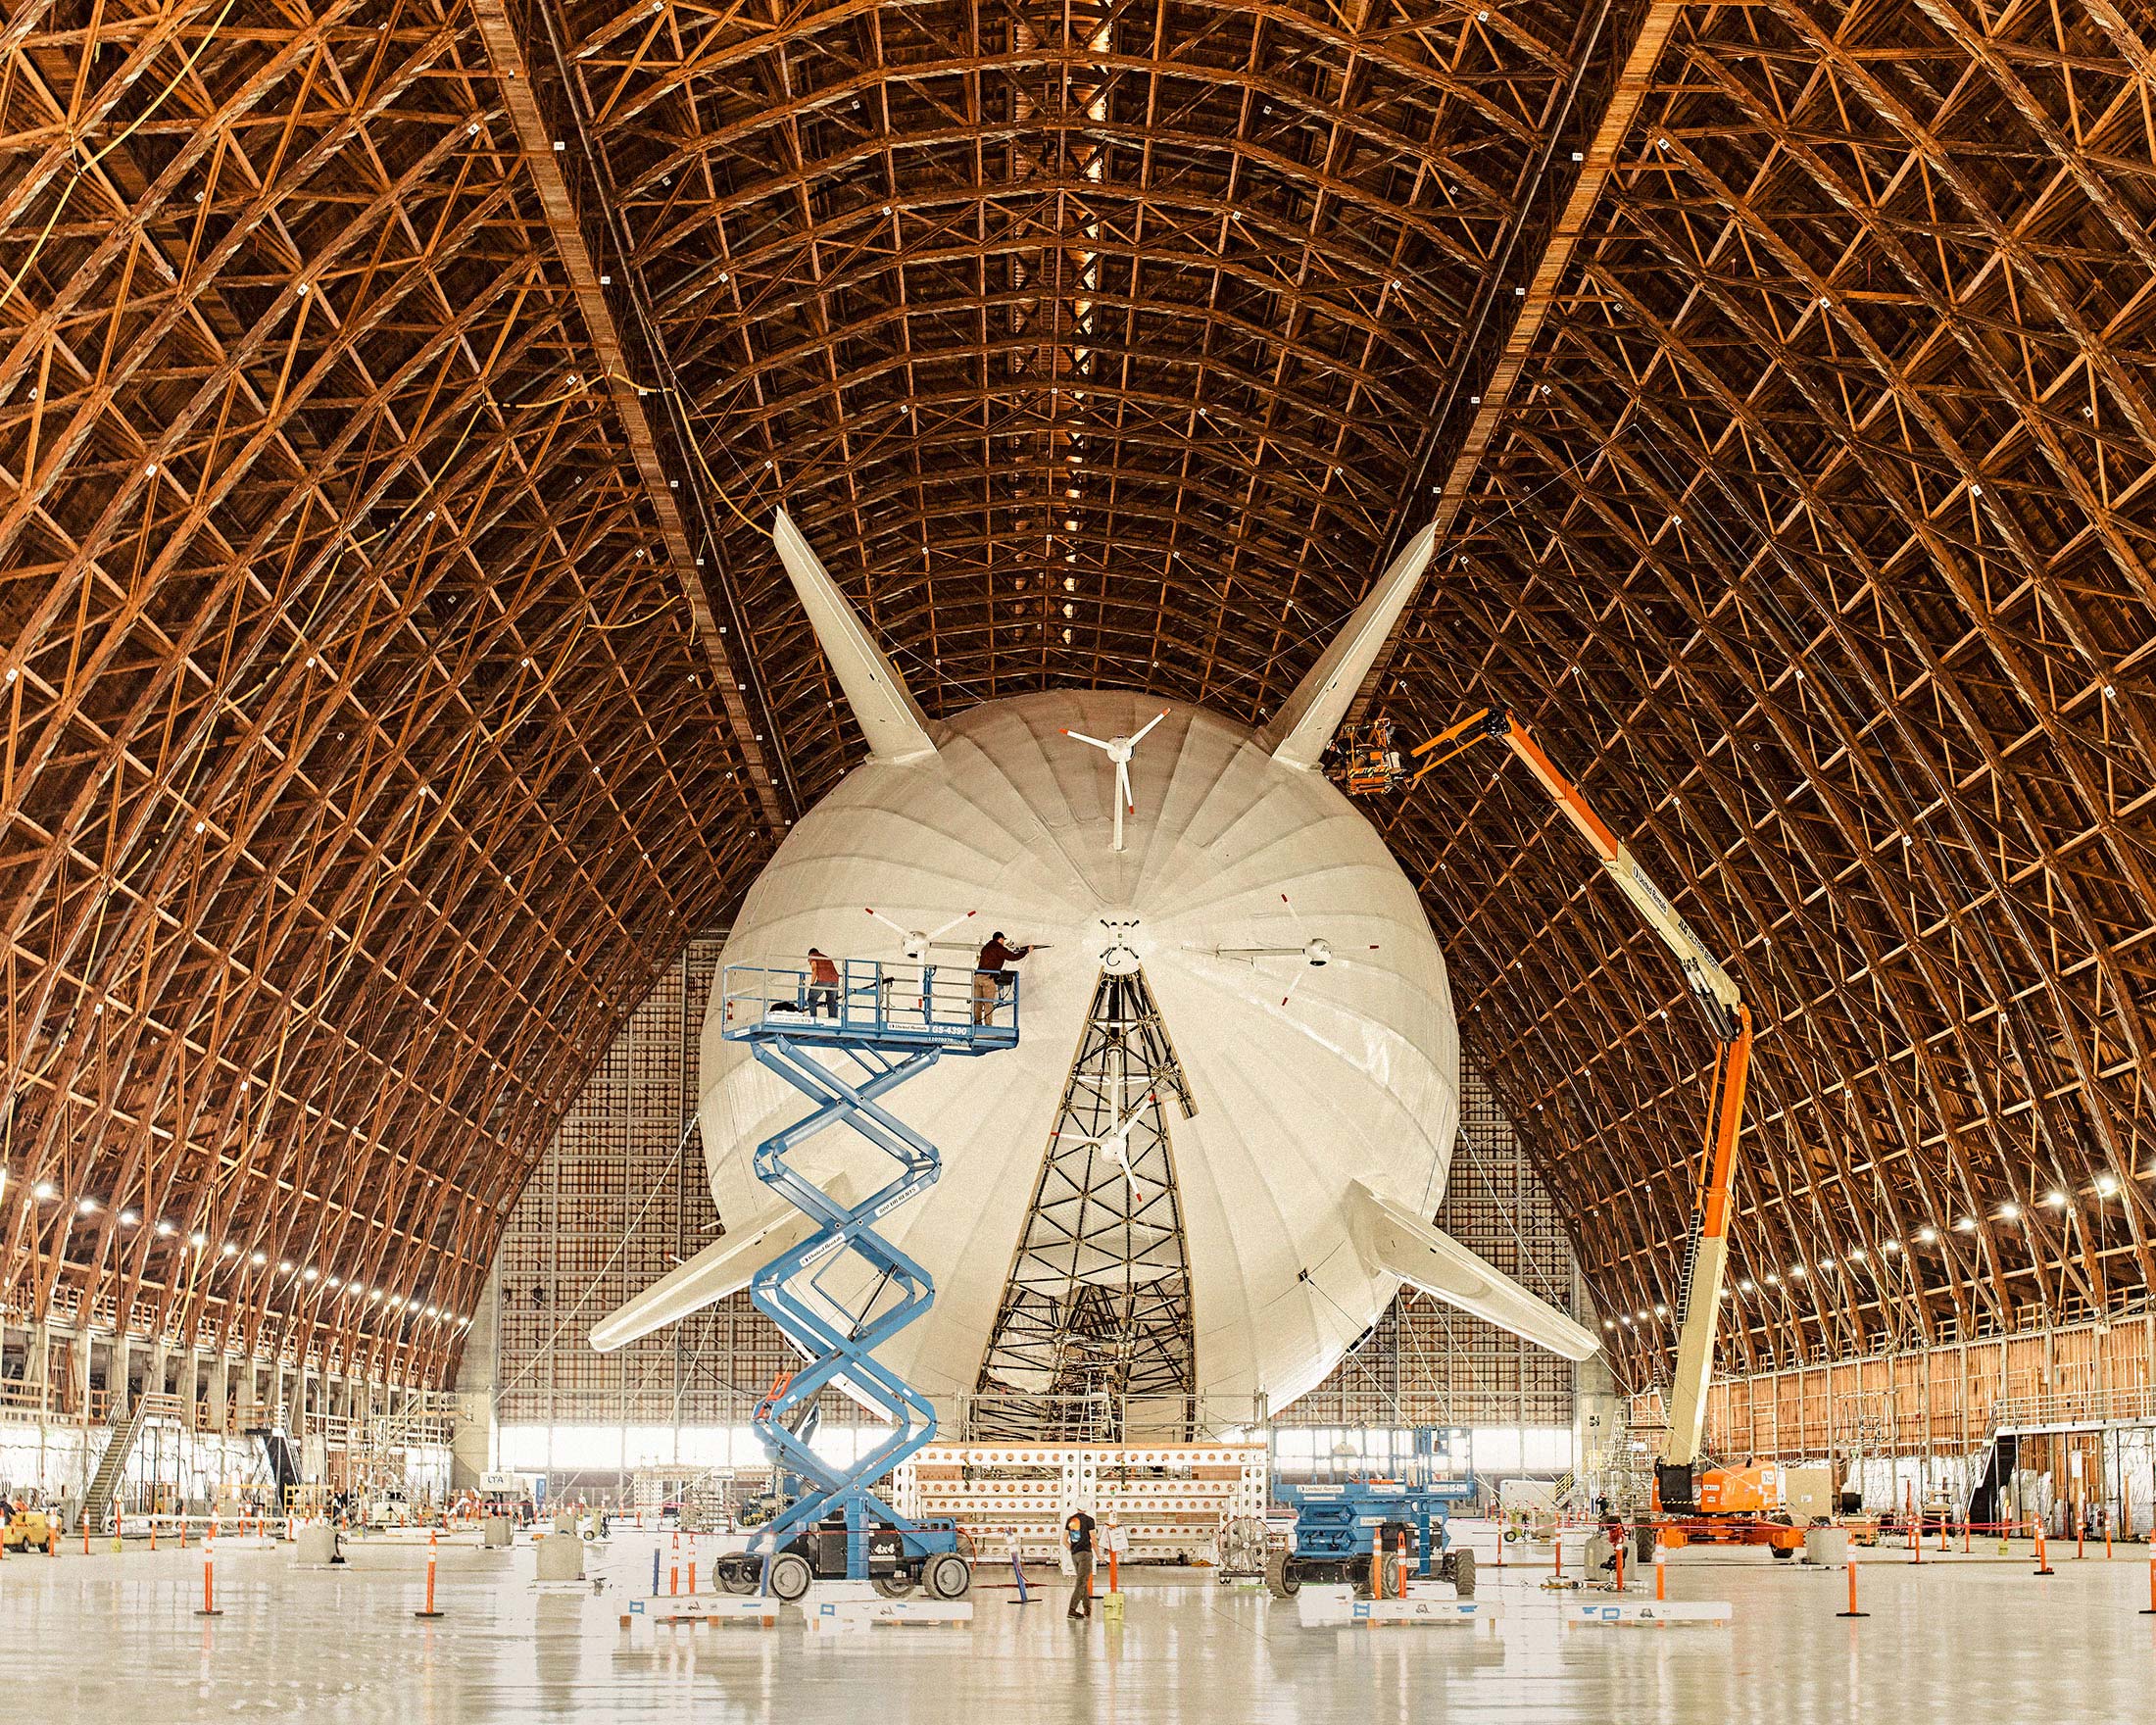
{"left": 1266, "top": 1426, "right": 1480, "bottom": 1600}
{"left": 712, "top": 956, "right": 1018, "bottom": 1603}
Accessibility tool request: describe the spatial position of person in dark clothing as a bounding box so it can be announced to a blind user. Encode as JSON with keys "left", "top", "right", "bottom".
{"left": 1064, "top": 1505, "right": 1098, "bottom": 1618}
{"left": 806, "top": 948, "right": 841, "bottom": 1018}
{"left": 974, "top": 932, "right": 1034, "bottom": 1024}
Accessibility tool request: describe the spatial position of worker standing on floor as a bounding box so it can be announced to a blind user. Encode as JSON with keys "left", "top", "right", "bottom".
{"left": 1064, "top": 1502, "right": 1098, "bottom": 1619}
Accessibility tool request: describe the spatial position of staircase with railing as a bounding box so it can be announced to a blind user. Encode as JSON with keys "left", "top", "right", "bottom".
{"left": 83, "top": 1391, "right": 184, "bottom": 1531}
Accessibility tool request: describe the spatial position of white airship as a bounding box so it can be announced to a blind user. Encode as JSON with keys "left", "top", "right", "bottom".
{"left": 592, "top": 513, "right": 1596, "bottom": 1423}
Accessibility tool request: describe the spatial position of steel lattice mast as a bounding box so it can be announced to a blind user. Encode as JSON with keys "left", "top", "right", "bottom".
{"left": 974, "top": 965, "right": 1200, "bottom": 1441}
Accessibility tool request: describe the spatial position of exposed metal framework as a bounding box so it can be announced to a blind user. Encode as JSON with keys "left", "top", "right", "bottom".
{"left": 5, "top": 0, "right": 2156, "bottom": 1399}
{"left": 974, "top": 964, "right": 1198, "bottom": 1437}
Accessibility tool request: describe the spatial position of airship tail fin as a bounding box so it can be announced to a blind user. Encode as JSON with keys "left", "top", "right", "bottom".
{"left": 1256, "top": 524, "right": 1440, "bottom": 769}
{"left": 588, "top": 1190, "right": 836, "bottom": 1354}
{"left": 1349, "top": 1178, "right": 1600, "bottom": 1360}
{"left": 773, "top": 510, "right": 940, "bottom": 764}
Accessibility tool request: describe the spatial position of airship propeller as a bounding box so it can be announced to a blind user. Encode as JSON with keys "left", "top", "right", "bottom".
{"left": 863, "top": 906, "right": 978, "bottom": 962}
{"left": 1057, "top": 1090, "right": 1159, "bottom": 1202}
{"left": 1210, "top": 892, "right": 1382, "bottom": 1007}
{"left": 1063, "top": 710, "right": 1169, "bottom": 853}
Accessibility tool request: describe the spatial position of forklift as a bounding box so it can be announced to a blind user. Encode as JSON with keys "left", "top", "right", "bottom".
{"left": 0, "top": 1503, "right": 60, "bottom": 1554}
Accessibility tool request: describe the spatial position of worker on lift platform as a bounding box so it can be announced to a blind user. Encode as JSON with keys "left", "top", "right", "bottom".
{"left": 1322, "top": 715, "right": 1408, "bottom": 795}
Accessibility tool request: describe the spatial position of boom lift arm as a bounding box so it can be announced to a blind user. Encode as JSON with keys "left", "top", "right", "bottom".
{"left": 1408, "top": 705, "right": 1752, "bottom": 1493}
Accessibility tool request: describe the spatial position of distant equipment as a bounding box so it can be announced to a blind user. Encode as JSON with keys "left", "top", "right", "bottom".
{"left": 1215, "top": 1515, "right": 1272, "bottom": 1582}
{"left": 1, "top": 1507, "right": 59, "bottom": 1553}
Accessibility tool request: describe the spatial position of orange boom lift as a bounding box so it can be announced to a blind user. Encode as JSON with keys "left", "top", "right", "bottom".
{"left": 1379, "top": 705, "right": 1793, "bottom": 1554}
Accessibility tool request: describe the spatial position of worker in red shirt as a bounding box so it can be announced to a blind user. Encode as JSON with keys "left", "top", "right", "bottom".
{"left": 972, "top": 932, "right": 1033, "bottom": 1024}
{"left": 806, "top": 948, "right": 841, "bottom": 1018}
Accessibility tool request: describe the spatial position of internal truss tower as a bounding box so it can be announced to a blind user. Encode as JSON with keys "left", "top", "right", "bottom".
{"left": 974, "top": 966, "right": 1199, "bottom": 1440}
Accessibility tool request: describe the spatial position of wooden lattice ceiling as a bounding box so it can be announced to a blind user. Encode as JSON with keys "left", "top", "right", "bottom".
{"left": 4, "top": 0, "right": 2154, "bottom": 1394}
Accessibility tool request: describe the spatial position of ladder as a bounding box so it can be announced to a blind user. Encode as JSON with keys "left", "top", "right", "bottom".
{"left": 721, "top": 955, "right": 1020, "bottom": 1582}
{"left": 84, "top": 1391, "right": 184, "bottom": 1531}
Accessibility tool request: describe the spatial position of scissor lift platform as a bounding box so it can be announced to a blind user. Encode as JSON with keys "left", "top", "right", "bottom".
{"left": 718, "top": 958, "right": 1020, "bottom": 1601}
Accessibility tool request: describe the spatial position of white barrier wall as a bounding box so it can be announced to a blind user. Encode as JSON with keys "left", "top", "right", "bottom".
{"left": 891, "top": 1442, "right": 1269, "bottom": 1562}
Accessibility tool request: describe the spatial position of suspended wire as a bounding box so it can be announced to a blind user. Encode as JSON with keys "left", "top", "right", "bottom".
{"left": 0, "top": 0, "right": 240, "bottom": 320}
{"left": 495, "top": 1111, "right": 703, "bottom": 1396}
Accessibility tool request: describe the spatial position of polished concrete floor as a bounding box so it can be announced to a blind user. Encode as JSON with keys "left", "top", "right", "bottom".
{"left": 3, "top": 1523, "right": 2149, "bottom": 1722}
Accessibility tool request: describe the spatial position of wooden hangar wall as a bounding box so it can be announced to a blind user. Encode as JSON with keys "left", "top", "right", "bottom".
{"left": 481, "top": 937, "right": 1582, "bottom": 1439}
{"left": 5, "top": 0, "right": 2156, "bottom": 1414}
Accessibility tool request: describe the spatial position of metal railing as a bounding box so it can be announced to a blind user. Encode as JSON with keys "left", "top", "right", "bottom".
{"left": 720, "top": 956, "right": 1019, "bottom": 1048}
{"left": 1988, "top": 1386, "right": 2156, "bottom": 1433}
{"left": 0, "top": 1380, "right": 110, "bottom": 1424}
{"left": 954, "top": 1392, "right": 1266, "bottom": 1443}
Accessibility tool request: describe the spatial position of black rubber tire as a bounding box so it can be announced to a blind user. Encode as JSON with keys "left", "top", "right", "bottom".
{"left": 1450, "top": 1549, "right": 1476, "bottom": 1598}
{"left": 766, "top": 1552, "right": 813, "bottom": 1602}
{"left": 922, "top": 1552, "right": 971, "bottom": 1600}
{"left": 873, "top": 1572, "right": 917, "bottom": 1599}
{"left": 1381, "top": 1554, "right": 1408, "bottom": 1597}
{"left": 1770, "top": 1544, "right": 1794, "bottom": 1560}
{"left": 715, "top": 1553, "right": 757, "bottom": 1596}
{"left": 1263, "top": 1549, "right": 1299, "bottom": 1599}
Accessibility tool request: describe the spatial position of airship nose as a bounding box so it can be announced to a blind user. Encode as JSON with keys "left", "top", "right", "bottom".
{"left": 1095, "top": 915, "right": 1146, "bottom": 974}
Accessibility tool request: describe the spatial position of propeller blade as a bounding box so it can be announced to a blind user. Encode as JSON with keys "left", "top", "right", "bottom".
{"left": 864, "top": 908, "right": 910, "bottom": 937}
{"left": 927, "top": 910, "right": 979, "bottom": 941}
{"left": 1115, "top": 758, "right": 1133, "bottom": 813}
{"left": 1129, "top": 709, "right": 1170, "bottom": 745}
{"left": 1280, "top": 968, "right": 1304, "bottom": 1009}
{"left": 1110, "top": 1146, "right": 1150, "bottom": 1204}
{"left": 1062, "top": 729, "right": 1114, "bottom": 752}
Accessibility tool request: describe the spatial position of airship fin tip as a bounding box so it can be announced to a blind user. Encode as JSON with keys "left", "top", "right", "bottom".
{"left": 772, "top": 509, "right": 941, "bottom": 764}
{"left": 1256, "top": 523, "right": 1440, "bottom": 769}
{"left": 1349, "top": 1178, "right": 1600, "bottom": 1360}
{"left": 590, "top": 1205, "right": 808, "bottom": 1354}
